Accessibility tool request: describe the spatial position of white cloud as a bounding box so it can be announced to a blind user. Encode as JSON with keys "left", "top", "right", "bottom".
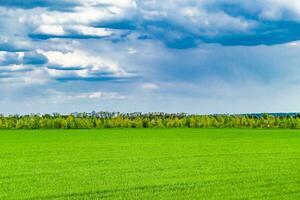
{"left": 286, "top": 41, "right": 300, "bottom": 47}
{"left": 26, "top": 1, "right": 137, "bottom": 28}
{"left": 70, "top": 26, "right": 113, "bottom": 37}
{"left": 79, "top": 0, "right": 137, "bottom": 9}
{"left": 47, "top": 90, "right": 126, "bottom": 102}
{"left": 0, "top": 64, "right": 48, "bottom": 84}
{"left": 35, "top": 25, "right": 66, "bottom": 35}
{"left": 138, "top": 0, "right": 256, "bottom": 36}
{"left": 40, "top": 49, "right": 135, "bottom": 80}
{"left": 76, "top": 91, "right": 126, "bottom": 100}
{"left": 42, "top": 50, "right": 119, "bottom": 71}
{"left": 258, "top": 0, "right": 300, "bottom": 20}
{"left": 142, "top": 83, "right": 159, "bottom": 90}
{"left": 128, "top": 48, "right": 138, "bottom": 54}
{"left": 34, "top": 24, "right": 115, "bottom": 37}
{"left": 18, "top": 0, "right": 257, "bottom": 42}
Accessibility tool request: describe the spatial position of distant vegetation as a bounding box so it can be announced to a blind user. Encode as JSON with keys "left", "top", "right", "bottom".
{"left": 1, "top": 112, "right": 300, "bottom": 129}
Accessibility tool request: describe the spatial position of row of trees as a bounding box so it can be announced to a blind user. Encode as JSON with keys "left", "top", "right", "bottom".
{"left": 1, "top": 113, "right": 300, "bottom": 129}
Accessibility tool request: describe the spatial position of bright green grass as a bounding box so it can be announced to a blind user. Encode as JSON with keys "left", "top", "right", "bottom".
{"left": 0, "top": 129, "right": 300, "bottom": 200}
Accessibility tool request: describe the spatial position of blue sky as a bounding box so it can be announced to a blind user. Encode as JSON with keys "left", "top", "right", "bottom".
{"left": 1, "top": 0, "right": 300, "bottom": 114}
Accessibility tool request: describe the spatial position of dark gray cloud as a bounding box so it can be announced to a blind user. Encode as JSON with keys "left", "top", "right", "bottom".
{"left": 53, "top": 71, "right": 141, "bottom": 82}
{"left": 29, "top": 33, "right": 108, "bottom": 40}
{"left": 5, "top": 0, "right": 300, "bottom": 48}
{"left": 0, "top": 53, "right": 19, "bottom": 65}
{"left": 0, "top": 51, "right": 48, "bottom": 66}
{"left": 0, "top": 0, "right": 78, "bottom": 11}
{"left": 23, "top": 52, "right": 48, "bottom": 65}
{"left": 0, "top": 42, "right": 29, "bottom": 52}
{"left": 133, "top": 1, "right": 300, "bottom": 47}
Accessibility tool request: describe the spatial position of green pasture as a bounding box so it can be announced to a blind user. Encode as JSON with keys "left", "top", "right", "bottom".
{"left": 0, "top": 129, "right": 300, "bottom": 199}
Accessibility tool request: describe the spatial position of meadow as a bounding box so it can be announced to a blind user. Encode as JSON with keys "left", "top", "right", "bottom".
{"left": 0, "top": 129, "right": 300, "bottom": 199}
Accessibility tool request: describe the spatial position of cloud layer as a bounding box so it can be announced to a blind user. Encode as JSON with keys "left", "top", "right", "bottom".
{"left": 1, "top": 0, "right": 300, "bottom": 114}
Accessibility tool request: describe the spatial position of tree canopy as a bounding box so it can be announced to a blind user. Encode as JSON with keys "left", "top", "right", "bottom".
{"left": 1, "top": 112, "right": 300, "bottom": 129}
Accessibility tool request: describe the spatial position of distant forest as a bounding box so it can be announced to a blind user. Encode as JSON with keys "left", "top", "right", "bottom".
{"left": 1, "top": 112, "right": 300, "bottom": 129}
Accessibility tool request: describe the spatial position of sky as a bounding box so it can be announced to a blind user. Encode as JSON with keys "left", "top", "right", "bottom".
{"left": 1, "top": 0, "right": 300, "bottom": 114}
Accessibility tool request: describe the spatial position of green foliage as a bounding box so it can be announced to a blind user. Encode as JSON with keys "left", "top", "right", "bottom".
{"left": 1, "top": 113, "right": 300, "bottom": 129}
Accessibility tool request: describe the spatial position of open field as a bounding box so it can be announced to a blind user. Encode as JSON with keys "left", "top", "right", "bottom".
{"left": 0, "top": 129, "right": 300, "bottom": 199}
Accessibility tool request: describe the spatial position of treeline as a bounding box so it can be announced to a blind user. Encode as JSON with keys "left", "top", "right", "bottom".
{"left": 1, "top": 112, "right": 300, "bottom": 129}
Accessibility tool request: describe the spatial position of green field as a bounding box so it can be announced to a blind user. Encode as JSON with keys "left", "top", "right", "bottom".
{"left": 1, "top": 129, "right": 300, "bottom": 199}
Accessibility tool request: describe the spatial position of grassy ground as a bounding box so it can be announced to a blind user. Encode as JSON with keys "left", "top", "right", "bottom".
{"left": 0, "top": 129, "right": 300, "bottom": 199}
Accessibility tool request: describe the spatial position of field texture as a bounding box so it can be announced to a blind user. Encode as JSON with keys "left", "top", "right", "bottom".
{"left": 0, "top": 129, "right": 300, "bottom": 199}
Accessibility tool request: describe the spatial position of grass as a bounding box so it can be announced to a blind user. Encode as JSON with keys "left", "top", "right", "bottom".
{"left": 0, "top": 129, "right": 300, "bottom": 199}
